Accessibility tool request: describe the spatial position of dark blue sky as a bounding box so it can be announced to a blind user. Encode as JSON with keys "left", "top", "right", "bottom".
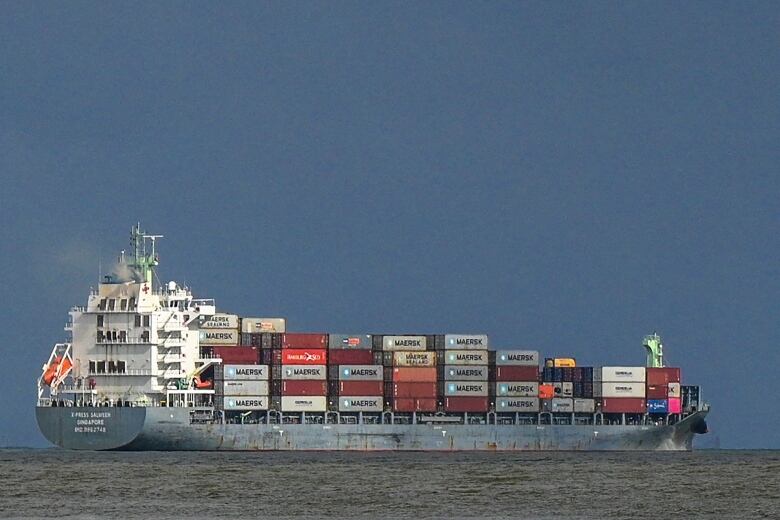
{"left": 1, "top": 3, "right": 777, "bottom": 448}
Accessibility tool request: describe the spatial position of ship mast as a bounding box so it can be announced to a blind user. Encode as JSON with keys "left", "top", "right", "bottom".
{"left": 643, "top": 333, "right": 664, "bottom": 368}
{"left": 130, "top": 223, "right": 163, "bottom": 284}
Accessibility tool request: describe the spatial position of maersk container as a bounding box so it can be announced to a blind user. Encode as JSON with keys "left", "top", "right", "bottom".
{"left": 241, "top": 318, "right": 286, "bottom": 333}
{"left": 597, "top": 366, "right": 646, "bottom": 383}
{"left": 199, "top": 329, "right": 240, "bottom": 345}
{"left": 222, "top": 380, "right": 269, "bottom": 396}
{"left": 393, "top": 351, "right": 436, "bottom": 367}
{"left": 443, "top": 366, "right": 488, "bottom": 381}
{"left": 444, "top": 334, "right": 489, "bottom": 350}
{"left": 496, "top": 366, "right": 539, "bottom": 382}
{"left": 383, "top": 335, "right": 427, "bottom": 351}
{"left": 496, "top": 397, "right": 539, "bottom": 412}
{"left": 201, "top": 313, "right": 239, "bottom": 329}
{"left": 444, "top": 381, "right": 488, "bottom": 397}
{"left": 281, "top": 349, "right": 327, "bottom": 365}
{"left": 281, "top": 380, "right": 328, "bottom": 396}
{"left": 223, "top": 364, "right": 269, "bottom": 381}
{"left": 444, "top": 397, "right": 489, "bottom": 412}
{"left": 551, "top": 398, "right": 573, "bottom": 412}
{"left": 282, "top": 333, "right": 327, "bottom": 349}
{"left": 282, "top": 365, "right": 326, "bottom": 380}
{"left": 328, "top": 334, "right": 373, "bottom": 350}
{"left": 338, "top": 365, "right": 383, "bottom": 381}
{"left": 496, "top": 382, "right": 538, "bottom": 397}
{"left": 328, "top": 349, "right": 374, "bottom": 365}
{"left": 445, "top": 350, "right": 488, "bottom": 366}
{"left": 392, "top": 398, "right": 437, "bottom": 413}
{"left": 280, "top": 396, "right": 327, "bottom": 412}
{"left": 495, "top": 350, "right": 539, "bottom": 366}
{"left": 601, "top": 382, "right": 646, "bottom": 398}
{"left": 339, "top": 381, "right": 383, "bottom": 396}
{"left": 223, "top": 396, "right": 269, "bottom": 410}
{"left": 600, "top": 397, "right": 646, "bottom": 413}
{"left": 573, "top": 398, "right": 595, "bottom": 413}
{"left": 646, "top": 367, "right": 681, "bottom": 385}
{"left": 647, "top": 399, "right": 668, "bottom": 413}
{"left": 668, "top": 382, "right": 681, "bottom": 398}
{"left": 392, "top": 382, "right": 437, "bottom": 398}
{"left": 392, "top": 367, "right": 437, "bottom": 382}
{"left": 338, "top": 396, "right": 383, "bottom": 412}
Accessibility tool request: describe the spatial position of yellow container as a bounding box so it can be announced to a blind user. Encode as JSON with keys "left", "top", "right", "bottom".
{"left": 553, "top": 358, "right": 576, "bottom": 368}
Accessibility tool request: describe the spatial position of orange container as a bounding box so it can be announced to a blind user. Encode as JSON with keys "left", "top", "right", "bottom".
{"left": 392, "top": 367, "right": 437, "bottom": 382}
{"left": 538, "top": 384, "right": 555, "bottom": 399}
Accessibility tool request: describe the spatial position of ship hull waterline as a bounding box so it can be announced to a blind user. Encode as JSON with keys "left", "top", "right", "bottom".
{"left": 36, "top": 407, "right": 708, "bottom": 451}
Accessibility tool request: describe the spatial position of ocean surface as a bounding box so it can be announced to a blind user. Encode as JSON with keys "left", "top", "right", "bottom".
{"left": 0, "top": 449, "right": 776, "bottom": 519}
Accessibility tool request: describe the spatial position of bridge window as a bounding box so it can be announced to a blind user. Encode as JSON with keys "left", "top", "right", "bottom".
{"left": 128, "top": 297, "right": 135, "bottom": 310}
{"left": 89, "top": 360, "right": 96, "bottom": 374}
{"left": 97, "top": 315, "right": 104, "bottom": 327}
{"left": 98, "top": 299, "right": 106, "bottom": 311}
{"left": 134, "top": 314, "right": 141, "bottom": 327}
{"left": 143, "top": 315, "right": 150, "bottom": 327}
{"left": 120, "top": 299, "right": 127, "bottom": 311}
{"left": 107, "top": 299, "right": 115, "bottom": 311}
{"left": 96, "top": 361, "right": 106, "bottom": 374}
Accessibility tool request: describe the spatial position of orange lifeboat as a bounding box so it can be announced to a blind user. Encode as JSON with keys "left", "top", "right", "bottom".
{"left": 193, "top": 376, "right": 213, "bottom": 389}
{"left": 43, "top": 356, "right": 72, "bottom": 386}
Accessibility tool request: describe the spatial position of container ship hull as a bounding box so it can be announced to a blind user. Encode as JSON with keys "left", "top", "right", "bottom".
{"left": 36, "top": 406, "right": 708, "bottom": 451}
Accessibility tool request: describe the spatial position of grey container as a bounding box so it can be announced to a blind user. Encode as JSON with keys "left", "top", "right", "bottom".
{"left": 496, "top": 397, "right": 540, "bottom": 412}
{"left": 443, "top": 365, "right": 488, "bottom": 381}
{"left": 444, "top": 381, "right": 489, "bottom": 396}
{"left": 495, "top": 382, "right": 539, "bottom": 397}
{"left": 338, "top": 365, "right": 383, "bottom": 381}
{"left": 495, "top": 350, "right": 540, "bottom": 366}
{"left": 444, "top": 350, "right": 488, "bottom": 365}
{"left": 383, "top": 336, "right": 427, "bottom": 351}
{"left": 444, "top": 334, "right": 489, "bottom": 350}
{"left": 574, "top": 398, "right": 595, "bottom": 413}
{"left": 281, "top": 365, "right": 326, "bottom": 380}
{"left": 551, "top": 398, "right": 574, "bottom": 412}
{"left": 222, "top": 364, "right": 269, "bottom": 381}
{"left": 221, "top": 396, "right": 269, "bottom": 410}
{"left": 337, "top": 396, "right": 383, "bottom": 412}
{"left": 223, "top": 380, "right": 270, "bottom": 396}
{"left": 328, "top": 334, "right": 373, "bottom": 350}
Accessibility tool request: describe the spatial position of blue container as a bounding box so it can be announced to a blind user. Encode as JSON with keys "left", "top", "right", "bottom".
{"left": 647, "top": 399, "right": 668, "bottom": 413}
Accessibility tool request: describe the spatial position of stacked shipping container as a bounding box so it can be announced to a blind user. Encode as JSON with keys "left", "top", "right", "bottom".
{"left": 441, "top": 335, "right": 490, "bottom": 412}
{"left": 495, "top": 350, "right": 540, "bottom": 413}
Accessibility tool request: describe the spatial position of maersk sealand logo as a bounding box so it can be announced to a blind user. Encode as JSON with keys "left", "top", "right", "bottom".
{"left": 448, "top": 383, "right": 456, "bottom": 393}
{"left": 228, "top": 368, "right": 236, "bottom": 377}
{"left": 342, "top": 399, "right": 350, "bottom": 408}
{"left": 342, "top": 368, "right": 350, "bottom": 378}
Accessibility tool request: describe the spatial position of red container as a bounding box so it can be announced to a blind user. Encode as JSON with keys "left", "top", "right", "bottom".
{"left": 211, "top": 346, "right": 259, "bottom": 364}
{"left": 282, "top": 333, "right": 328, "bottom": 349}
{"left": 392, "top": 367, "right": 437, "bottom": 383}
{"left": 392, "top": 398, "right": 437, "bottom": 412}
{"left": 601, "top": 398, "right": 646, "bottom": 413}
{"left": 668, "top": 397, "right": 682, "bottom": 414}
{"left": 646, "top": 367, "right": 681, "bottom": 385}
{"left": 392, "top": 382, "right": 437, "bottom": 399}
{"left": 444, "top": 397, "right": 489, "bottom": 412}
{"left": 339, "top": 381, "right": 383, "bottom": 396}
{"left": 496, "top": 366, "right": 539, "bottom": 382}
{"left": 281, "top": 380, "right": 327, "bottom": 396}
{"left": 328, "top": 349, "right": 375, "bottom": 365}
{"left": 281, "top": 349, "right": 327, "bottom": 365}
{"left": 646, "top": 384, "right": 669, "bottom": 399}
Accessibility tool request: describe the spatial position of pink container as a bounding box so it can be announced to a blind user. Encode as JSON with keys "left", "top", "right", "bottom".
{"left": 668, "top": 397, "right": 682, "bottom": 414}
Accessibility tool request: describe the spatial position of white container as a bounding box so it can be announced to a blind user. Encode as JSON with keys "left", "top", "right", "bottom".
{"left": 444, "top": 334, "right": 489, "bottom": 350}
{"left": 199, "top": 329, "right": 239, "bottom": 345}
{"left": 223, "top": 364, "right": 269, "bottom": 381}
{"left": 382, "top": 336, "right": 427, "bottom": 351}
{"left": 443, "top": 366, "right": 488, "bottom": 381}
{"left": 338, "top": 365, "right": 383, "bottom": 381}
{"left": 444, "top": 350, "right": 488, "bottom": 366}
{"left": 573, "top": 398, "right": 595, "bottom": 413}
{"left": 668, "top": 382, "right": 681, "bottom": 398}
{"left": 551, "top": 398, "right": 573, "bottom": 412}
{"left": 282, "top": 365, "right": 326, "bottom": 380}
{"left": 222, "top": 396, "right": 268, "bottom": 410}
{"left": 496, "top": 397, "right": 539, "bottom": 412}
{"left": 495, "top": 350, "right": 539, "bottom": 366}
{"left": 280, "top": 396, "right": 327, "bottom": 412}
{"left": 241, "top": 318, "right": 286, "bottom": 333}
{"left": 496, "top": 382, "right": 539, "bottom": 397}
{"left": 393, "top": 351, "right": 436, "bottom": 367}
{"left": 338, "top": 396, "right": 383, "bottom": 412}
{"left": 444, "top": 381, "right": 488, "bottom": 396}
{"left": 222, "top": 380, "right": 269, "bottom": 396}
{"left": 601, "top": 382, "right": 646, "bottom": 398}
{"left": 597, "top": 366, "right": 646, "bottom": 383}
{"left": 200, "top": 313, "right": 239, "bottom": 329}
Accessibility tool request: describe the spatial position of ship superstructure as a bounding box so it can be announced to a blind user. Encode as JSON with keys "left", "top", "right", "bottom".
{"left": 36, "top": 225, "right": 709, "bottom": 451}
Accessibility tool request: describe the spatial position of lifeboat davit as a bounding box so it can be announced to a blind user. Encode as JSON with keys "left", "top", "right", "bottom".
{"left": 43, "top": 356, "right": 73, "bottom": 386}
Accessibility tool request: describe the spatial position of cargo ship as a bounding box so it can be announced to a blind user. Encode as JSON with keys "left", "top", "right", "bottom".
{"left": 36, "top": 225, "right": 709, "bottom": 451}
